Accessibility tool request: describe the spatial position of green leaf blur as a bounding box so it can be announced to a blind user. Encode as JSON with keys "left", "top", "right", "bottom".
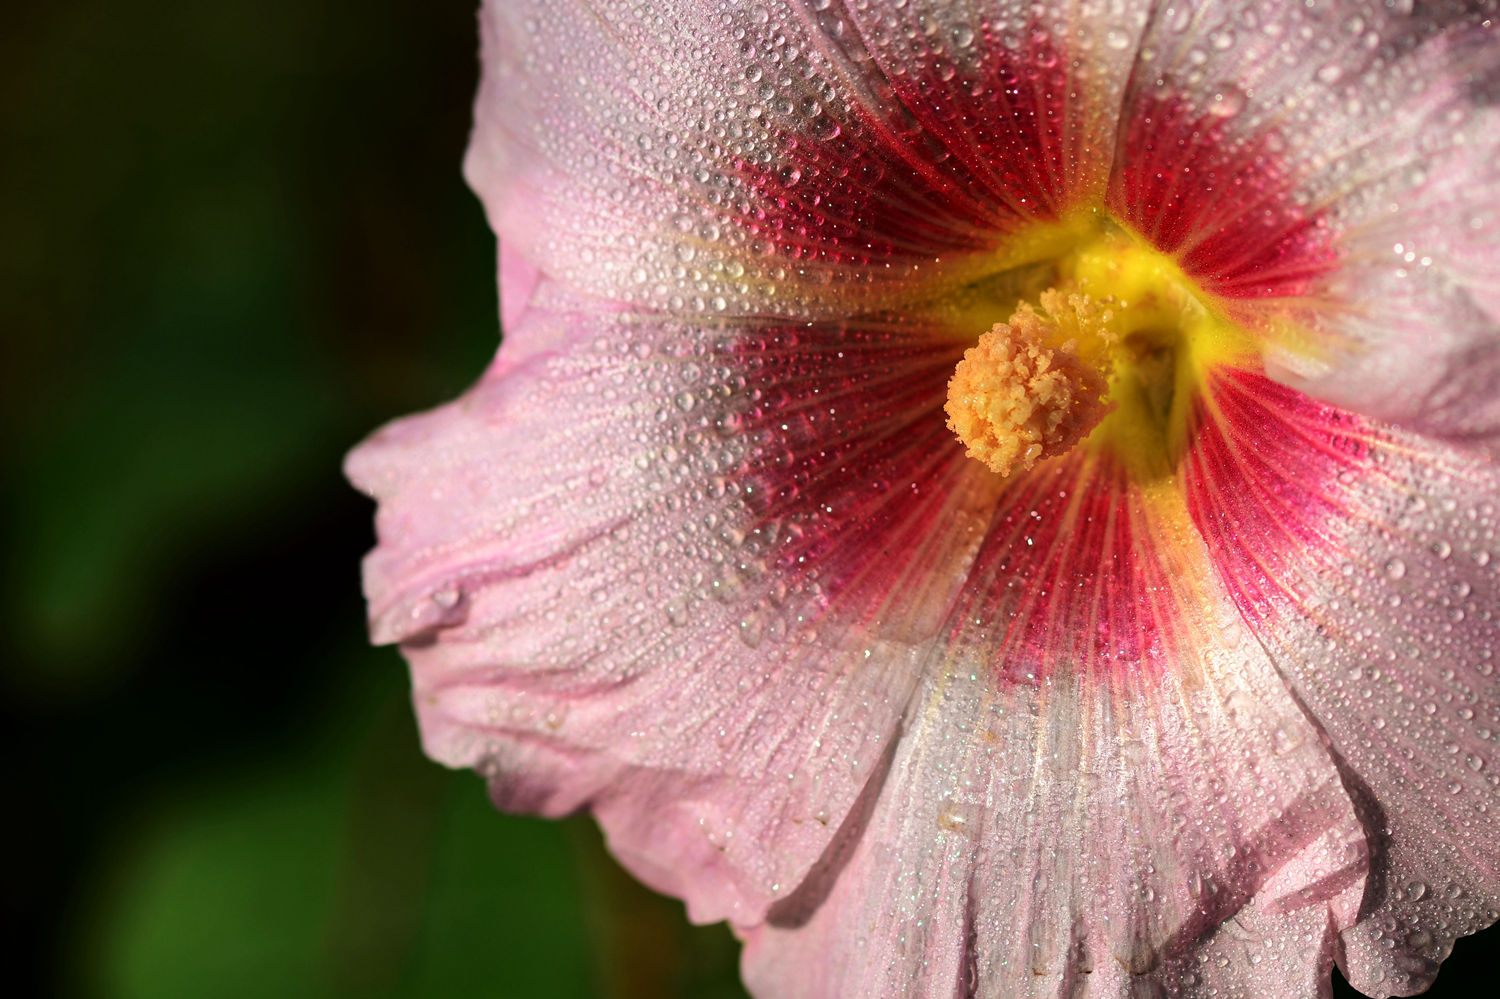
{"left": 2, "top": 1, "right": 747, "bottom": 996}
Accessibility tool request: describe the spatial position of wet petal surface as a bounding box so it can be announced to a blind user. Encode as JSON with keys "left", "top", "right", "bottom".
{"left": 743, "top": 509, "right": 1368, "bottom": 995}
{"left": 353, "top": 2, "right": 1500, "bottom": 996}
{"left": 1115, "top": 3, "right": 1500, "bottom": 451}
{"left": 1187, "top": 371, "right": 1500, "bottom": 995}
{"left": 349, "top": 281, "right": 993, "bottom": 924}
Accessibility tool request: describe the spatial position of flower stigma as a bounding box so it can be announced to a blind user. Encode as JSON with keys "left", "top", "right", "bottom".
{"left": 946, "top": 224, "right": 1255, "bottom": 481}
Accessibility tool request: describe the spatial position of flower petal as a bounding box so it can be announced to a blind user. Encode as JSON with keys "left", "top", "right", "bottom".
{"left": 739, "top": 450, "right": 1367, "bottom": 997}
{"left": 346, "top": 282, "right": 996, "bottom": 925}
{"left": 1185, "top": 369, "right": 1500, "bottom": 995}
{"left": 741, "top": 517, "right": 1366, "bottom": 996}
{"left": 463, "top": 0, "right": 1152, "bottom": 320}
{"left": 822, "top": 0, "right": 1154, "bottom": 214}
{"left": 1114, "top": 2, "right": 1500, "bottom": 452}
{"left": 1151, "top": 822, "right": 1361, "bottom": 999}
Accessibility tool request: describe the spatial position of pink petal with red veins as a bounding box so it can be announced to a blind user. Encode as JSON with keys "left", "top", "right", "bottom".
{"left": 742, "top": 492, "right": 1367, "bottom": 996}
{"left": 465, "top": 0, "right": 984, "bottom": 319}
{"left": 462, "top": 1, "right": 1155, "bottom": 320}
{"left": 825, "top": 0, "right": 1153, "bottom": 216}
{"left": 1109, "top": 84, "right": 1337, "bottom": 304}
{"left": 1111, "top": 2, "right": 1500, "bottom": 452}
{"left": 1186, "top": 370, "right": 1500, "bottom": 996}
{"left": 346, "top": 280, "right": 997, "bottom": 925}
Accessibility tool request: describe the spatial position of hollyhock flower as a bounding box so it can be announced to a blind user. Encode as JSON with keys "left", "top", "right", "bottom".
{"left": 348, "top": 1, "right": 1500, "bottom": 996}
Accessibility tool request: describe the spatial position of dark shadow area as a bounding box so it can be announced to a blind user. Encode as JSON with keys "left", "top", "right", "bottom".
{"left": 1, "top": 3, "right": 748, "bottom": 997}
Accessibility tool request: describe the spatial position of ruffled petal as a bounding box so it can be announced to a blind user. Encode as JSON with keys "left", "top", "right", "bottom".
{"left": 1185, "top": 369, "right": 1500, "bottom": 996}
{"left": 464, "top": 0, "right": 1155, "bottom": 320}
{"left": 346, "top": 282, "right": 997, "bottom": 926}
{"left": 742, "top": 453, "right": 1367, "bottom": 998}
{"left": 1110, "top": 2, "right": 1500, "bottom": 451}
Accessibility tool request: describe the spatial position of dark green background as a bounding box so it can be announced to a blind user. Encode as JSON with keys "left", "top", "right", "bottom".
{"left": 1, "top": 2, "right": 1489, "bottom": 997}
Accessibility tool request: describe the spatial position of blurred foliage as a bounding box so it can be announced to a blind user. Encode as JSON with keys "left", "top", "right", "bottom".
{"left": 1, "top": 1, "right": 747, "bottom": 996}
{"left": 0, "top": 1, "right": 1489, "bottom": 998}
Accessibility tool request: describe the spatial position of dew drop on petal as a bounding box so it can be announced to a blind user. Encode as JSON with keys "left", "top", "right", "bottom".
{"left": 1209, "top": 85, "right": 1246, "bottom": 118}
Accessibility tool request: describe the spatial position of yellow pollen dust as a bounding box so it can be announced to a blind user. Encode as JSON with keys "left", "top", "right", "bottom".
{"left": 944, "top": 290, "right": 1115, "bottom": 477}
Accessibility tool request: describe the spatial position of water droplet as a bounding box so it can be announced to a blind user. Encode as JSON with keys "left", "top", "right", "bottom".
{"left": 1208, "top": 86, "right": 1247, "bottom": 117}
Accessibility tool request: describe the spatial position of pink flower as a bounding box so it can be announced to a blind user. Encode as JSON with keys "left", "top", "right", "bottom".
{"left": 348, "top": 2, "right": 1500, "bottom": 996}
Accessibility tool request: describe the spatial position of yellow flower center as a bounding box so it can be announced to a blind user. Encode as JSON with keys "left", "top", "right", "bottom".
{"left": 945, "top": 227, "right": 1253, "bottom": 479}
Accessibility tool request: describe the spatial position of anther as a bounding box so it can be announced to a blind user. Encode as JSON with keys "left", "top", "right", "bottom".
{"left": 944, "top": 291, "right": 1114, "bottom": 477}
